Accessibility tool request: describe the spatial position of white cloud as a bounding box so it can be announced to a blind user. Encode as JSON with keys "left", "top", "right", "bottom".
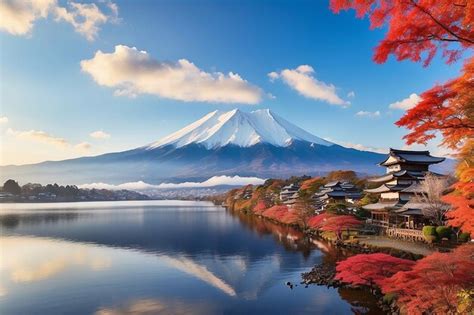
{"left": 347, "top": 91, "right": 355, "bottom": 98}
{"left": 7, "top": 128, "right": 69, "bottom": 148}
{"left": 324, "top": 137, "right": 388, "bottom": 154}
{"left": 81, "top": 45, "right": 263, "bottom": 104}
{"left": 0, "top": 116, "right": 8, "bottom": 124}
{"left": 268, "top": 65, "right": 348, "bottom": 106}
{"left": 389, "top": 93, "right": 421, "bottom": 110}
{"left": 355, "top": 110, "right": 380, "bottom": 118}
{"left": 79, "top": 175, "right": 266, "bottom": 191}
{"left": 74, "top": 142, "right": 92, "bottom": 151}
{"left": 6, "top": 128, "right": 91, "bottom": 152}
{"left": 89, "top": 130, "right": 111, "bottom": 139}
{"left": 267, "top": 71, "right": 279, "bottom": 82}
{"left": 0, "top": 0, "right": 118, "bottom": 40}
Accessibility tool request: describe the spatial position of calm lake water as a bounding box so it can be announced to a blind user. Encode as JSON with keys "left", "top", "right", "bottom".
{"left": 0, "top": 200, "right": 382, "bottom": 315}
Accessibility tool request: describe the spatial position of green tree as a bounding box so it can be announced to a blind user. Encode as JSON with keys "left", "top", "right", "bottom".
{"left": 2, "top": 179, "right": 22, "bottom": 195}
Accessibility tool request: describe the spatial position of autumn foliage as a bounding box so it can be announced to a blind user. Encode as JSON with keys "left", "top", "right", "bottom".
{"left": 330, "top": 0, "right": 474, "bottom": 66}
{"left": 308, "top": 213, "right": 333, "bottom": 229}
{"left": 308, "top": 213, "right": 361, "bottom": 240}
{"left": 320, "top": 215, "right": 362, "bottom": 240}
{"left": 330, "top": 0, "right": 474, "bottom": 236}
{"left": 335, "top": 245, "right": 474, "bottom": 314}
{"left": 395, "top": 57, "right": 474, "bottom": 149}
{"left": 261, "top": 205, "right": 299, "bottom": 225}
{"left": 381, "top": 245, "right": 474, "bottom": 314}
{"left": 335, "top": 253, "right": 415, "bottom": 287}
{"left": 444, "top": 139, "right": 474, "bottom": 237}
{"left": 253, "top": 199, "right": 269, "bottom": 214}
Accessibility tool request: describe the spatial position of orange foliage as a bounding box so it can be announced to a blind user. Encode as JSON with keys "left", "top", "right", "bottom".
{"left": 335, "top": 253, "right": 415, "bottom": 287}
{"left": 330, "top": 0, "right": 474, "bottom": 66}
{"left": 326, "top": 170, "right": 357, "bottom": 182}
{"left": 396, "top": 57, "right": 474, "bottom": 149}
{"left": 381, "top": 245, "right": 474, "bottom": 314}
{"left": 300, "top": 177, "right": 323, "bottom": 190}
{"left": 308, "top": 213, "right": 361, "bottom": 239}
{"left": 330, "top": 0, "right": 474, "bottom": 236}
{"left": 261, "top": 205, "right": 299, "bottom": 225}
{"left": 253, "top": 199, "right": 268, "bottom": 214}
{"left": 308, "top": 213, "right": 333, "bottom": 229}
{"left": 320, "top": 215, "right": 362, "bottom": 240}
{"left": 444, "top": 139, "right": 474, "bottom": 237}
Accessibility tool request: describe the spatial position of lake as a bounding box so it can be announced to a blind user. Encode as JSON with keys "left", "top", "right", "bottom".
{"left": 0, "top": 201, "right": 382, "bottom": 314}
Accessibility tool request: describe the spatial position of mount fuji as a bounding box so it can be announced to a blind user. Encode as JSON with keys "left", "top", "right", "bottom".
{"left": 2, "top": 109, "right": 396, "bottom": 185}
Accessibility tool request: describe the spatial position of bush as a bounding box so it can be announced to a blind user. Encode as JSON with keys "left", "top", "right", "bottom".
{"left": 423, "top": 226, "right": 438, "bottom": 243}
{"left": 326, "top": 203, "right": 347, "bottom": 215}
{"left": 435, "top": 226, "right": 452, "bottom": 239}
{"left": 354, "top": 207, "right": 370, "bottom": 219}
{"left": 459, "top": 232, "right": 471, "bottom": 243}
{"left": 422, "top": 226, "right": 437, "bottom": 237}
{"left": 383, "top": 292, "right": 397, "bottom": 304}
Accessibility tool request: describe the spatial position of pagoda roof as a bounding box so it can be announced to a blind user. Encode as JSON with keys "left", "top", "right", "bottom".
{"left": 363, "top": 200, "right": 400, "bottom": 211}
{"left": 327, "top": 191, "right": 349, "bottom": 197}
{"left": 368, "top": 170, "right": 422, "bottom": 183}
{"left": 364, "top": 184, "right": 411, "bottom": 194}
{"left": 395, "top": 200, "right": 450, "bottom": 213}
{"left": 379, "top": 148, "right": 445, "bottom": 166}
{"left": 401, "top": 183, "right": 424, "bottom": 193}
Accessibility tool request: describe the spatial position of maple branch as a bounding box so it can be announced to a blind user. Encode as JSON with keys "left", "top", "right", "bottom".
{"left": 409, "top": 0, "right": 474, "bottom": 45}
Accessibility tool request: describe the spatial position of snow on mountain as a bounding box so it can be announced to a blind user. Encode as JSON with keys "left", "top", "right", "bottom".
{"left": 146, "top": 108, "right": 333, "bottom": 149}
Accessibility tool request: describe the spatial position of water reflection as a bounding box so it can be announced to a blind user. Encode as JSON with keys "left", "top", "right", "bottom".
{"left": 0, "top": 201, "right": 382, "bottom": 314}
{"left": 95, "top": 298, "right": 216, "bottom": 315}
{"left": 1, "top": 237, "right": 111, "bottom": 284}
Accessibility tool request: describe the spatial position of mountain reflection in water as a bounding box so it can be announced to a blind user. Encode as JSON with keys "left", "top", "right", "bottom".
{"left": 0, "top": 201, "right": 383, "bottom": 314}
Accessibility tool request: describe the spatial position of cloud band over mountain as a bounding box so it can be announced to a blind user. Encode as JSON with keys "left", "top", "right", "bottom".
{"left": 78, "top": 175, "right": 266, "bottom": 191}
{"left": 81, "top": 45, "right": 263, "bottom": 104}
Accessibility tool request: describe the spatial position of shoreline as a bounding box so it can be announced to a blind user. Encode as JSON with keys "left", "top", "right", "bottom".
{"left": 223, "top": 205, "right": 432, "bottom": 314}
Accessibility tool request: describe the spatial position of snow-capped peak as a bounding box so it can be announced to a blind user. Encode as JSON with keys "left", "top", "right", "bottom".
{"left": 146, "top": 108, "right": 333, "bottom": 149}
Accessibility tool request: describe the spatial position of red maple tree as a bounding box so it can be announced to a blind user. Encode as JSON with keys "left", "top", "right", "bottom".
{"left": 308, "top": 213, "right": 333, "bottom": 229}
{"left": 320, "top": 215, "right": 361, "bottom": 240}
{"left": 380, "top": 244, "right": 474, "bottom": 314}
{"left": 260, "top": 205, "right": 299, "bottom": 225}
{"left": 335, "top": 253, "right": 415, "bottom": 287}
{"left": 330, "top": 0, "right": 474, "bottom": 66}
{"left": 253, "top": 199, "right": 268, "bottom": 214}
{"left": 444, "top": 139, "right": 474, "bottom": 237}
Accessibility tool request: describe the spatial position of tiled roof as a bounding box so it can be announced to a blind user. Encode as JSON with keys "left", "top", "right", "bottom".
{"left": 379, "top": 148, "right": 445, "bottom": 166}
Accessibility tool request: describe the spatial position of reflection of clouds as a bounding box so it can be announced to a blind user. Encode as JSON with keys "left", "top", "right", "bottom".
{"left": 96, "top": 298, "right": 214, "bottom": 315}
{"left": 161, "top": 255, "right": 236, "bottom": 296}
{"left": 1, "top": 237, "right": 111, "bottom": 284}
{"left": 0, "top": 284, "right": 7, "bottom": 297}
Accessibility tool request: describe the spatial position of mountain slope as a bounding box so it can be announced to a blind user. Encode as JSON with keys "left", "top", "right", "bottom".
{"left": 0, "top": 108, "right": 452, "bottom": 185}
{"left": 146, "top": 109, "right": 332, "bottom": 149}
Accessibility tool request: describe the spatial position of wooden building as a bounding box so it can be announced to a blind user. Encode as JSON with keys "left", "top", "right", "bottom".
{"left": 280, "top": 183, "right": 300, "bottom": 207}
{"left": 363, "top": 148, "right": 445, "bottom": 229}
{"left": 312, "top": 181, "right": 362, "bottom": 211}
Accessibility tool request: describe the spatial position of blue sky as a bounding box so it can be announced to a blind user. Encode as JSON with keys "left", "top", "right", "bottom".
{"left": 0, "top": 0, "right": 463, "bottom": 165}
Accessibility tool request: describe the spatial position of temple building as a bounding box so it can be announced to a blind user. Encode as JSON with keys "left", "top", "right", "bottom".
{"left": 364, "top": 148, "right": 445, "bottom": 229}
{"left": 312, "top": 181, "right": 362, "bottom": 211}
{"left": 280, "top": 183, "right": 300, "bottom": 207}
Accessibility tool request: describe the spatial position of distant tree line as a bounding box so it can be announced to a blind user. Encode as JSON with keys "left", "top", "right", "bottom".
{"left": 0, "top": 179, "right": 150, "bottom": 202}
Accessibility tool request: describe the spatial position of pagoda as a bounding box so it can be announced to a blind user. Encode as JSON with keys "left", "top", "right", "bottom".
{"left": 363, "top": 148, "right": 445, "bottom": 229}
{"left": 312, "top": 181, "right": 362, "bottom": 211}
